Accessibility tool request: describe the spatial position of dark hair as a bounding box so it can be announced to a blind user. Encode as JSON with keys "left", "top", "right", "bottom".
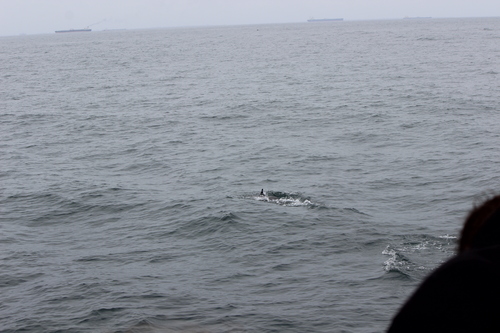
{"left": 459, "top": 195, "right": 500, "bottom": 253}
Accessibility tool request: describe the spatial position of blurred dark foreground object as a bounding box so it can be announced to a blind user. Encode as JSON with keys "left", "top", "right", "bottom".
{"left": 388, "top": 195, "right": 500, "bottom": 332}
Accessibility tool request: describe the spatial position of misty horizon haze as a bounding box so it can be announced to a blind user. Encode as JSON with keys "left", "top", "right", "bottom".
{"left": 1, "top": 0, "right": 499, "bottom": 36}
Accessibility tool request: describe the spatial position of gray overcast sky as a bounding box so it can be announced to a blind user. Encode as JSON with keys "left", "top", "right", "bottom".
{"left": 1, "top": 0, "right": 499, "bottom": 36}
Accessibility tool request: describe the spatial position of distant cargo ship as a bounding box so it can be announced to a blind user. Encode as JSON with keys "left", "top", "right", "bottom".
{"left": 55, "top": 28, "right": 92, "bottom": 33}
{"left": 55, "top": 20, "right": 105, "bottom": 33}
{"left": 403, "top": 17, "right": 432, "bottom": 19}
{"left": 307, "top": 18, "right": 343, "bottom": 22}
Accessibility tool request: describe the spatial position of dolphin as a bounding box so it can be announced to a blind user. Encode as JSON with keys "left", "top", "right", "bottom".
{"left": 260, "top": 189, "right": 278, "bottom": 201}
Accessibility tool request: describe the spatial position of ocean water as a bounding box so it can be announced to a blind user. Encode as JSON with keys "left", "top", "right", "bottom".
{"left": 1, "top": 17, "right": 499, "bottom": 332}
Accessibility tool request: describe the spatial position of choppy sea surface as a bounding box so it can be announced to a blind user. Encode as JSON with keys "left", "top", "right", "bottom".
{"left": 1, "top": 17, "right": 500, "bottom": 332}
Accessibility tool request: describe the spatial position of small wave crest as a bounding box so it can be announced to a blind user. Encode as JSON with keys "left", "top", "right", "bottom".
{"left": 253, "top": 190, "right": 317, "bottom": 207}
{"left": 382, "top": 246, "right": 414, "bottom": 277}
{"left": 382, "top": 234, "right": 457, "bottom": 279}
